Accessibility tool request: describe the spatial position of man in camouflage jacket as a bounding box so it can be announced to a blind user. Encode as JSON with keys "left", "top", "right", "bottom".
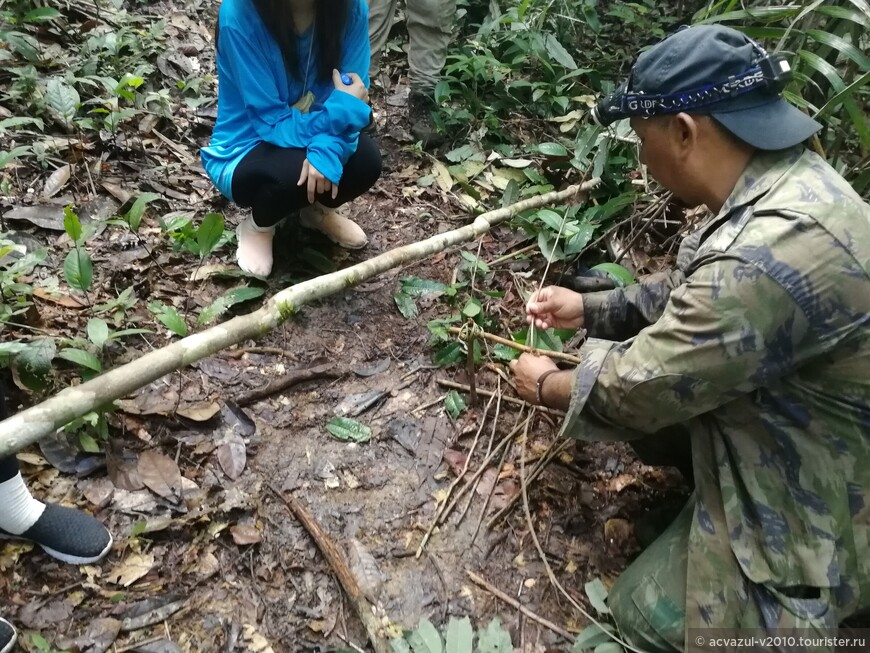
{"left": 509, "top": 25, "right": 870, "bottom": 652}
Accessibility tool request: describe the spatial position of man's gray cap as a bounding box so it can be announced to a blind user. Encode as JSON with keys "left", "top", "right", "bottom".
{"left": 632, "top": 25, "right": 821, "bottom": 150}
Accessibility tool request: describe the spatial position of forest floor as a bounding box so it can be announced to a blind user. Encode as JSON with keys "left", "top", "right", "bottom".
{"left": 0, "top": 1, "right": 691, "bottom": 651}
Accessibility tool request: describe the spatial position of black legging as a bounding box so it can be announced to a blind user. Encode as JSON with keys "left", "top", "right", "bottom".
{"left": 231, "top": 133, "right": 382, "bottom": 228}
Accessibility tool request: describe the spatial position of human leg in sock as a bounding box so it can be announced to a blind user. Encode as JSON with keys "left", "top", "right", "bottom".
{"left": 0, "top": 388, "right": 112, "bottom": 565}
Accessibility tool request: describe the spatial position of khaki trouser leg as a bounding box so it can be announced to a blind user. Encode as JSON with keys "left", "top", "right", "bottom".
{"left": 368, "top": 0, "right": 398, "bottom": 80}
{"left": 609, "top": 497, "right": 692, "bottom": 653}
{"left": 406, "top": 0, "right": 455, "bottom": 93}
{"left": 609, "top": 494, "right": 839, "bottom": 653}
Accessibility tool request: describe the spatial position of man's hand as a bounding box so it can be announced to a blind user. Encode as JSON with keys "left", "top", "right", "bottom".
{"left": 333, "top": 70, "right": 369, "bottom": 104}
{"left": 509, "top": 354, "right": 559, "bottom": 405}
{"left": 297, "top": 159, "right": 338, "bottom": 204}
{"left": 526, "top": 286, "right": 584, "bottom": 331}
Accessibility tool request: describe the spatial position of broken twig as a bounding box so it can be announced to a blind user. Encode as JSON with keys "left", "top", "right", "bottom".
{"left": 447, "top": 327, "right": 581, "bottom": 365}
{"left": 235, "top": 363, "right": 340, "bottom": 406}
{"left": 416, "top": 393, "right": 496, "bottom": 558}
{"left": 466, "top": 570, "right": 573, "bottom": 640}
{"left": 436, "top": 380, "right": 565, "bottom": 416}
{"left": 267, "top": 483, "right": 392, "bottom": 653}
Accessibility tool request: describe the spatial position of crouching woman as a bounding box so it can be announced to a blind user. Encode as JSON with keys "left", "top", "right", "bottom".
{"left": 202, "top": 0, "right": 382, "bottom": 277}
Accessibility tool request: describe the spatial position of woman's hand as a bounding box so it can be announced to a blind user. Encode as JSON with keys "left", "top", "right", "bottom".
{"left": 526, "top": 286, "right": 585, "bottom": 331}
{"left": 333, "top": 70, "right": 369, "bottom": 104}
{"left": 298, "top": 159, "right": 338, "bottom": 204}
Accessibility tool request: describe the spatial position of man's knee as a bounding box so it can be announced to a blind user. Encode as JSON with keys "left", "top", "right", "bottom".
{"left": 609, "top": 564, "right": 685, "bottom": 653}
{"left": 406, "top": 0, "right": 455, "bottom": 32}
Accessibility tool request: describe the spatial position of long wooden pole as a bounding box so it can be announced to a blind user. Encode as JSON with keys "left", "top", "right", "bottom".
{"left": 0, "top": 180, "right": 599, "bottom": 456}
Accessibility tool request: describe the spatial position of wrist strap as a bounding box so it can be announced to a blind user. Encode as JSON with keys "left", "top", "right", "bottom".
{"left": 535, "top": 369, "right": 560, "bottom": 406}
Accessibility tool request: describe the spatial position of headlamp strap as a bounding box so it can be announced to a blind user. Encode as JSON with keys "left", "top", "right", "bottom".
{"left": 621, "top": 53, "right": 791, "bottom": 117}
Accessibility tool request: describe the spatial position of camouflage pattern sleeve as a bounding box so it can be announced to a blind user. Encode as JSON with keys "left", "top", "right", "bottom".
{"left": 582, "top": 269, "right": 687, "bottom": 341}
{"left": 561, "top": 256, "right": 812, "bottom": 440}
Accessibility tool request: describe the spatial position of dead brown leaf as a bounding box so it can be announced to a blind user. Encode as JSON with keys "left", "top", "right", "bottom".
{"left": 137, "top": 450, "right": 183, "bottom": 500}
{"left": 17, "top": 597, "right": 73, "bottom": 629}
{"left": 32, "top": 287, "right": 86, "bottom": 309}
{"left": 101, "top": 181, "right": 133, "bottom": 204}
{"left": 347, "top": 537, "right": 382, "bottom": 604}
{"left": 64, "top": 617, "right": 121, "bottom": 653}
{"left": 176, "top": 400, "right": 220, "bottom": 422}
{"left": 230, "top": 524, "right": 263, "bottom": 545}
{"left": 443, "top": 449, "right": 467, "bottom": 476}
{"left": 79, "top": 478, "right": 115, "bottom": 508}
{"left": 216, "top": 431, "right": 246, "bottom": 480}
{"left": 42, "top": 164, "right": 71, "bottom": 198}
{"left": 106, "top": 552, "right": 155, "bottom": 587}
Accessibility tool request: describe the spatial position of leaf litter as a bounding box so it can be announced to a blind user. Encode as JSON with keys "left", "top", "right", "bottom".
{"left": 0, "top": 0, "right": 692, "bottom": 648}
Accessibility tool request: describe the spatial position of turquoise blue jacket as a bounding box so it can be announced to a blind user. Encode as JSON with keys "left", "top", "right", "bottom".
{"left": 201, "top": 0, "right": 372, "bottom": 200}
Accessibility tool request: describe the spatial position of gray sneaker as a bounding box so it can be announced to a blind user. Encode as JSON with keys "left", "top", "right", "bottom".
{"left": 0, "top": 503, "right": 113, "bottom": 565}
{"left": 409, "top": 92, "right": 444, "bottom": 149}
{"left": 0, "top": 617, "right": 16, "bottom": 653}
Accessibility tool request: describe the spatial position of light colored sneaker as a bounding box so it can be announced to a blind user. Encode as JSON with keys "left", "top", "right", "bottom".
{"left": 299, "top": 203, "right": 368, "bottom": 250}
{"left": 236, "top": 216, "right": 276, "bottom": 278}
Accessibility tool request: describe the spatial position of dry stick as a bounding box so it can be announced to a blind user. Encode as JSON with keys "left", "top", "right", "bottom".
{"left": 235, "top": 363, "right": 340, "bottom": 406}
{"left": 0, "top": 179, "right": 600, "bottom": 456}
{"left": 410, "top": 394, "right": 447, "bottom": 415}
{"left": 517, "top": 417, "right": 646, "bottom": 653}
{"left": 613, "top": 192, "right": 671, "bottom": 265}
{"left": 225, "top": 346, "right": 290, "bottom": 358}
{"left": 266, "top": 483, "right": 391, "bottom": 653}
{"left": 488, "top": 242, "right": 537, "bottom": 267}
{"left": 436, "top": 380, "right": 566, "bottom": 416}
{"left": 469, "top": 411, "right": 524, "bottom": 546}
{"left": 435, "top": 416, "right": 529, "bottom": 532}
{"left": 487, "top": 437, "right": 571, "bottom": 529}
{"left": 447, "top": 327, "right": 580, "bottom": 365}
{"left": 466, "top": 571, "right": 574, "bottom": 641}
{"left": 416, "top": 393, "right": 496, "bottom": 558}
{"left": 456, "top": 379, "right": 503, "bottom": 525}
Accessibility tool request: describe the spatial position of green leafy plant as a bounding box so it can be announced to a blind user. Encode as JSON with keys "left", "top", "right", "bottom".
{"left": 390, "top": 616, "right": 513, "bottom": 653}
{"left": 160, "top": 212, "right": 233, "bottom": 258}
{"left": 197, "top": 286, "right": 265, "bottom": 326}
{"left": 326, "top": 416, "right": 373, "bottom": 443}
{"left": 393, "top": 276, "right": 457, "bottom": 320}
{"left": 148, "top": 301, "right": 188, "bottom": 338}
{"left": 62, "top": 205, "right": 98, "bottom": 300}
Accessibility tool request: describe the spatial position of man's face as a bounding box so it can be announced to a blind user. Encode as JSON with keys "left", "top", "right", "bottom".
{"left": 630, "top": 115, "right": 700, "bottom": 206}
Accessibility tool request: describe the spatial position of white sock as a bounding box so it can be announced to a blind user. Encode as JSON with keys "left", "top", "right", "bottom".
{"left": 236, "top": 216, "right": 275, "bottom": 278}
{"left": 0, "top": 472, "right": 45, "bottom": 535}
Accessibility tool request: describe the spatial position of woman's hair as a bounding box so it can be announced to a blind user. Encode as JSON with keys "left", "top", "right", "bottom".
{"left": 217, "top": 0, "right": 350, "bottom": 83}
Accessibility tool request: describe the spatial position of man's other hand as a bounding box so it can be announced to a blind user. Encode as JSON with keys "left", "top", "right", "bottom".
{"left": 526, "top": 286, "right": 584, "bottom": 331}
{"left": 510, "top": 354, "right": 559, "bottom": 405}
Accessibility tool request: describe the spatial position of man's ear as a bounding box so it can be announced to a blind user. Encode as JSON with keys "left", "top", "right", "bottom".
{"left": 672, "top": 113, "right": 698, "bottom": 156}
